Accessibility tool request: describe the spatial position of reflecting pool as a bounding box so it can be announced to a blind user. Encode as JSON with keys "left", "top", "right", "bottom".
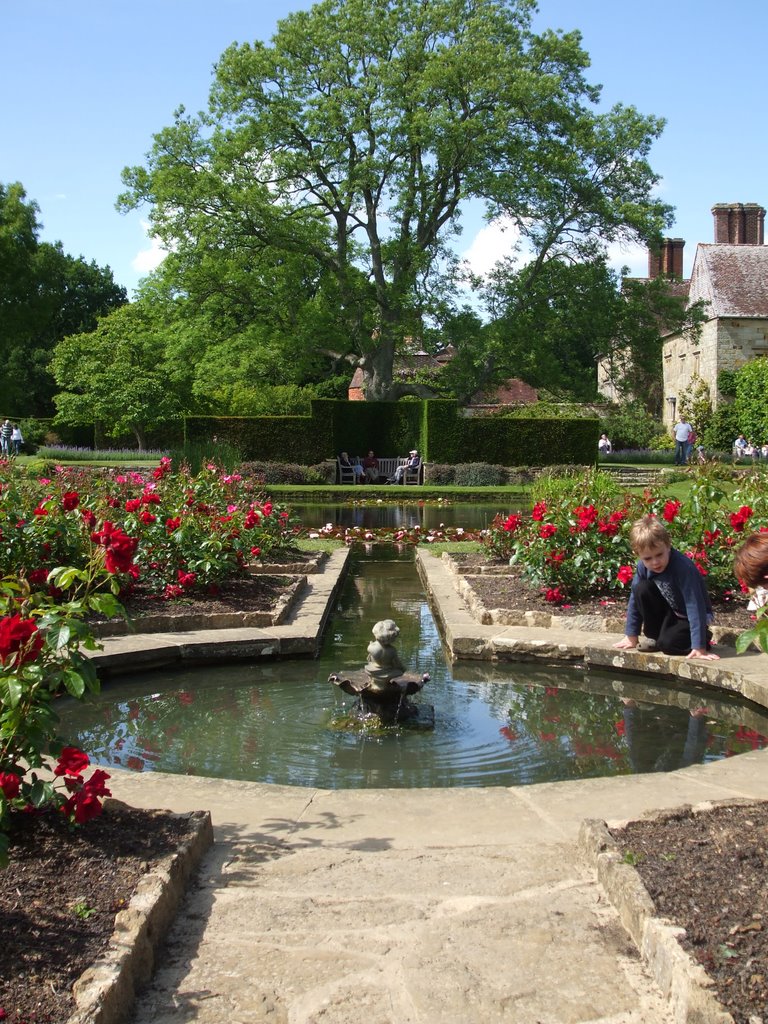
{"left": 58, "top": 550, "right": 768, "bottom": 788}
{"left": 290, "top": 501, "right": 517, "bottom": 531}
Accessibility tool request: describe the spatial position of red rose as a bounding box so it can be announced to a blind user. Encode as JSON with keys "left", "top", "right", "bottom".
{"left": 662, "top": 500, "right": 681, "bottom": 522}
{"left": 501, "top": 513, "right": 522, "bottom": 533}
{"left": 539, "top": 523, "right": 557, "bottom": 539}
{"left": 0, "top": 771, "right": 21, "bottom": 799}
{"left": 125, "top": 498, "right": 142, "bottom": 513}
{"left": 0, "top": 614, "right": 44, "bottom": 666}
{"left": 61, "top": 491, "right": 80, "bottom": 511}
{"left": 531, "top": 501, "right": 547, "bottom": 521}
{"left": 139, "top": 510, "right": 156, "bottom": 525}
{"left": 165, "top": 517, "right": 182, "bottom": 532}
{"left": 617, "top": 565, "right": 634, "bottom": 585}
{"left": 54, "top": 746, "right": 90, "bottom": 777}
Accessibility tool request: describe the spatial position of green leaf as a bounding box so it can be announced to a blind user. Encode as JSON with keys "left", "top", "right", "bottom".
{"left": 62, "top": 668, "right": 86, "bottom": 699}
{"left": 29, "top": 779, "right": 55, "bottom": 808}
{"left": 3, "top": 678, "right": 24, "bottom": 709}
{"left": 735, "top": 628, "right": 758, "bottom": 654}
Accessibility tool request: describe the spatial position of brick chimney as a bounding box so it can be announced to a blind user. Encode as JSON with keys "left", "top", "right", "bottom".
{"left": 647, "top": 237, "right": 685, "bottom": 278}
{"left": 712, "top": 203, "right": 765, "bottom": 245}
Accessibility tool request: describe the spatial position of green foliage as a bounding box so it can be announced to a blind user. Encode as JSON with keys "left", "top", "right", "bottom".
{"left": 677, "top": 375, "right": 712, "bottom": 435}
{"left": 0, "top": 566, "right": 124, "bottom": 865}
{"left": 0, "top": 182, "right": 126, "bottom": 418}
{"left": 717, "top": 370, "right": 738, "bottom": 398}
{"left": 51, "top": 301, "right": 183, "bottom": 449}
{"left": 483, "top": 467, "right": 768, "bottom": 601}
{"left": 452, "top": 463, "right": 506, "bottom": 487}
{"left": 701, "top": 401, "right": 742, "bottom": 452}
{"left": 120, "top": 0, "right": 670, "bottom": 401}
{"left": 600, "top": 402, "right": 664, "bottom": 450}
{"left": 733, "top": 359, "right": 768, "bottom": 444}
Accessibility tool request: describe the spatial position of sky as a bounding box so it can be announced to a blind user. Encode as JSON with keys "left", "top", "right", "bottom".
{"left": 3, "top": 0, "right": 768, "bottom": 297}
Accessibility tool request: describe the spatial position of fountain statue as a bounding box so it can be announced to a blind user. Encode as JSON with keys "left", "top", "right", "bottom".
{"left": 329, "top": 618, "right": 433, "bottom": 727}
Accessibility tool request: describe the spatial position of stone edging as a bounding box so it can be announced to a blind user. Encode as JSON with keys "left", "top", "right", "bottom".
{"left": 67, "top": 800, "right": 214, "bottom": 1024}
{"left": 440, "top": 552, "right": 744, "bottom": 648}
{"left": 91, "top": 574, "right": 307, "bottom": 638}
{"left": 578, "top": 808, "right": 737, "bottom": 1024}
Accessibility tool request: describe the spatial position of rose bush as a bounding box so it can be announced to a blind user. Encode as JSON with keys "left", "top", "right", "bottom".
{"left": 483, "top": 467, "right": 768, "bottom": 604}
{"left": 0, "top": 457, "right": 295, "bottom": 605}
{"left": 0, "top": 557, "right": 127, "bottom": 866}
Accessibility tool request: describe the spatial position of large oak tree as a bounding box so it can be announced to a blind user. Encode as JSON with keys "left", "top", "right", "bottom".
{"left": 120, "top": 0, "right": 671, "bottom": 400}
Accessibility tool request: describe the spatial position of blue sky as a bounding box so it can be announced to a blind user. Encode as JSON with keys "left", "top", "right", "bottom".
{"left": 3, "top": 0, "right": 767, "bottom": 296}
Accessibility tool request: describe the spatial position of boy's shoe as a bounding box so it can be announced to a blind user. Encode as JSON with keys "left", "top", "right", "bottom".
{"left": 637, "top": 637, "right": 658, "bottom": 652}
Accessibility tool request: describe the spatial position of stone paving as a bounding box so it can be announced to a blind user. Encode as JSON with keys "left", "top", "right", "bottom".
{"left": 92, "top": 547, "right": 768, "bottom": 1024}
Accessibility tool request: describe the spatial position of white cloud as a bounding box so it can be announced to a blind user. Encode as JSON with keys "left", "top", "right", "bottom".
{"left": 132, "top": 221, "right": 167, "bottom": 274}
{"left": 605, "top": 238, "right": 648, "bottom": 278}
{"left": 461, "top": 215, "right": 523, "bottom": 277}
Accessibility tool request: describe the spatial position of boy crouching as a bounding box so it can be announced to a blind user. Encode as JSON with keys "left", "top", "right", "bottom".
{"left": 613, "top": 515, "right": 719, "bottom": 661}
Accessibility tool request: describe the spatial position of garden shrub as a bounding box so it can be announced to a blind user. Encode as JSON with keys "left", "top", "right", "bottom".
{"left": 452, "top": 463, "right": 506, "bottom": 486}
{"left": 600, "top": 403, "right": 662, "bottom": 450}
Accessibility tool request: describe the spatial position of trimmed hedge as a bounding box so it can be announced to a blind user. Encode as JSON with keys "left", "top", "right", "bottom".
{"left": 182, "top": 400, "right": 598, "bottom": 467}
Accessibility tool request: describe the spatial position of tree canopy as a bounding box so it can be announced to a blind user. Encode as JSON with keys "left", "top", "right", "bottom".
{"left": 0, "top": 182, "right": 127, "bottom": 416}
{"left": 120, "top": 0, "right": 671, "bottom": 401}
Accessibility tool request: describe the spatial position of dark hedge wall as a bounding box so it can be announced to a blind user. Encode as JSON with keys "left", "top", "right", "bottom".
{"left": 182, "top": 400, "right": 598, "bottom": 466}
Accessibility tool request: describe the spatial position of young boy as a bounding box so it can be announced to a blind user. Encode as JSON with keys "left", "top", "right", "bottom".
{"left": 613, "top": 516, "right": 719, "bottom": 661}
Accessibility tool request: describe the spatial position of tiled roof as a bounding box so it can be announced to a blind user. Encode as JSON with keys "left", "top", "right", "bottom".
{"left": 469, "top": 379, "right": 538, "bottom": 405}
{"left": 689, "top": 244, "right": 768, "bottom": 318}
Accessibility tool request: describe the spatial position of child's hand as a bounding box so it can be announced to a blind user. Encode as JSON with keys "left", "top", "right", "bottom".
{"left": 613, "top": 636, "right": 638, "bottom": 650}
{"left": 686, "top": 648, "right": 720, "bottom": 661}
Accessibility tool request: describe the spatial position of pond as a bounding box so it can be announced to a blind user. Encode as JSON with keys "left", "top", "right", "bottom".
{"left": 290, "top": 500, "right": 519, "bottom": 531}
{"left": 58, "top": 549, "right": 768, "bottom": 788}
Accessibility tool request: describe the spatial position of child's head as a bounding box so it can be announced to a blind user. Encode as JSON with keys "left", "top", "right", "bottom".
{"left": 629, "top": 516, "right": 671, "bottom": 573}
{"left": 733, "top": 533, "right": 768, "bottom": 589}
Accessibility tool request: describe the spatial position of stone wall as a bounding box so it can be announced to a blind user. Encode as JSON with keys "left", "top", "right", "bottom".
{"left": 662, "top": 317, "right": 768, "bottom": 426}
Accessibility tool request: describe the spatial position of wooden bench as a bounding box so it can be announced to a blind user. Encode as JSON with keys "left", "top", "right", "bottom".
{"left": 336, "top": 456, "right": 422, "bottom": 484}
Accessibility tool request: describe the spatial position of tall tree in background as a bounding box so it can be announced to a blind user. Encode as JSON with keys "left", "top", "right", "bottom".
{"left": 0, "top": 182, "right": 127, "bottom": 415}
{"left": 120, "top": 0, "right": 671, "bottom": 401}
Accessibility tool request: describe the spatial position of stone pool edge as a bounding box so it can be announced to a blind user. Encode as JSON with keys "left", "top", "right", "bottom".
{"left": 67, "top": 801, "right": 214, "bottom": 1024}
{"left": 578, "top": 809, "right": 738, "bottom": 1024}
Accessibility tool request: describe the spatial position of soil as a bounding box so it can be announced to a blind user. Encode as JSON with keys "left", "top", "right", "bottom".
{"left": 0, "top": 803, "right": 198, "bottom": 1024}
{"left": 446, "top": 552, "right": 756, "bottom": 631}
{"left": 119, "top": 572, "right": 296, "bottom": 618}
{"left": 612, "top": 802, "right": 768, "bottom": 1024}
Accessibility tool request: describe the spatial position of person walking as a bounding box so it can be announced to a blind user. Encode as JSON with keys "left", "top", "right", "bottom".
{"left": 10, "top": 424, "right": 23, "bottom": 455}
{"left": 0, "top": 419, "right": 12, "bottom": 456}
{"left": 673, "top": 418, "right": 692, "bottom": 465}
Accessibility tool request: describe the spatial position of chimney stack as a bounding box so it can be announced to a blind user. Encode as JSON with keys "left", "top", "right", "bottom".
{"left": 648, "top": 237, "right": 685, "bottom": 278}
{"left": 712, "top": 203, "right": 765, "bottom": 245}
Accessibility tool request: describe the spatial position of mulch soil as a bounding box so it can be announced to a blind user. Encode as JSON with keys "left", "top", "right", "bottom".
{"left": 0, "top": 804, "right": 197, "bottom": 1024}
{"left": 3, "top": 547, "right": 765, "bottom": 1022}
{"left": 612, "top": 802, "right": 768, "bottom": 1024}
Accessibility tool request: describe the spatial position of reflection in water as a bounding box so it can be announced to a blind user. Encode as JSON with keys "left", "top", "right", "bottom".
{"left": 291, "top": 501, "right": 514, "bottom": 531}
{"left": 57, "top": 549, "right": 768, "bottom": 788}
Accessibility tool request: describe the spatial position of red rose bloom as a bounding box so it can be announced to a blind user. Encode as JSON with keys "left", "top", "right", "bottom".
{"left": 139, "top": 510, "right": 156, "bottom": 525}
{"left": 61, "top": 491, "right": 80, "bottom": 511}
{"left": 0, "top": 614, "right": 44, "bottom": 666}
{"left": 54, "top": 746, "right": 90, "bottom": 777}
{"left": 617, "top": 565, "right": 634, "bottom": 585}
{"left": 0, "top": 771, "right": 21, "bottom": 799}
{"left": 662, "top": 500, "right": 681, "bottom": 522}
{"left": 165, "top": 517, "right": 182, "bottom": 533}
{"left": 125, "top": 498, "right": 142, "bottom": 513}
{"left": 538, "top": 523, "right": 557, "bottom": 539}
{"left": 531, "top": 501, "right": 547, "bottom": 521}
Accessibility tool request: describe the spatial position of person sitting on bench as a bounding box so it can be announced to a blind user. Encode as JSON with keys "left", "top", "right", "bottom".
{"left": 388, "top": 449, "right": 420, "bottom": 484}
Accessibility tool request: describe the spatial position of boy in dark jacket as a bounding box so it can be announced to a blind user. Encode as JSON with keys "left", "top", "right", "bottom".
{"left": 613, "top": 516, "right": 719, "bottom": 661}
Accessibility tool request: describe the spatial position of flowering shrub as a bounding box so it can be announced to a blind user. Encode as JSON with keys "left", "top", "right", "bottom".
{"left": 0, "top": 457, "right": 295, "bottom": 605}
{"left": 0, "top": 557, "right": 127, "bottom": 866}
{"left": 483, "top": 468, "right": 768, "bottom": 603}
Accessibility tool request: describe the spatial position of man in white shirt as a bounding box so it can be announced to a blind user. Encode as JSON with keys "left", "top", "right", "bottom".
{"left": 673, "top": 419, "right": 692, "bottom": 465}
